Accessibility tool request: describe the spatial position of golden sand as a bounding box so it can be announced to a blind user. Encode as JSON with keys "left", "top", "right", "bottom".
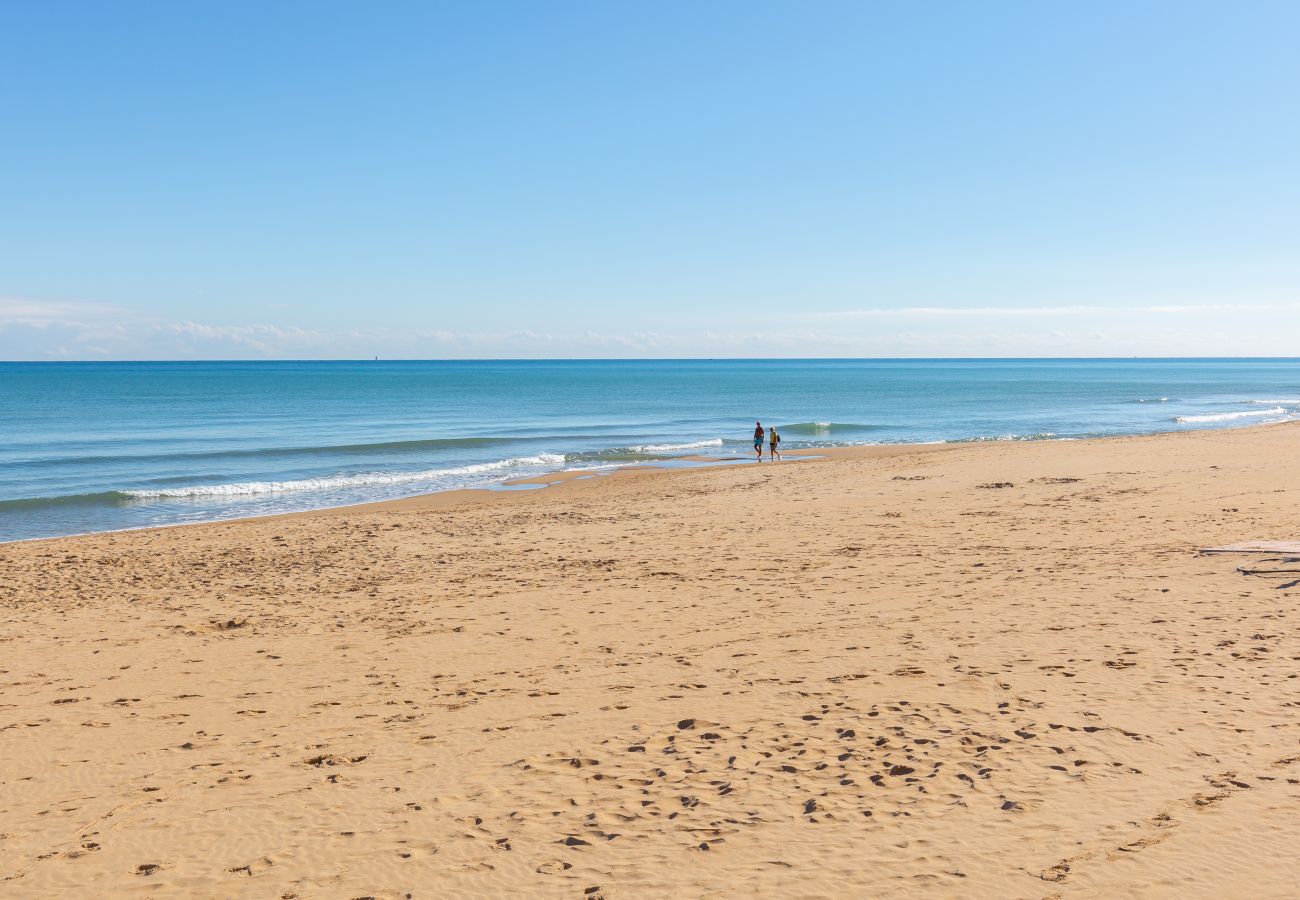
{"left": 2, "top": 424, "right": 1298, "bottom": 898}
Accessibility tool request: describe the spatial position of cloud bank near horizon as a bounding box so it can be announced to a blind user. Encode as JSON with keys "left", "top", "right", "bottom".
{"left": 3, "top": 297, "right": 1299, "bottom": 360}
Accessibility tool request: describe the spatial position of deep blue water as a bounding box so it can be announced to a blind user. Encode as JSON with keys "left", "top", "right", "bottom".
{"left": 2, "top": 359, "right": 1298, "bottom": 542}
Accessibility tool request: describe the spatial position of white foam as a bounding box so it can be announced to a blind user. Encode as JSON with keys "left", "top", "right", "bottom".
{"left": 949, "top": 432, "right": 1057, "bottom": 443}
{"left": 1174, "top": 407, "right": 1285, "bottom": 424}
{"left": 627, "top": 439, "right": 724, "bottom": 453}
{"left": 1246, "top": 398, "right": 1300, "bottom": 405}
{"left": 124, "top": 454, "right": 567, "bottom": 498}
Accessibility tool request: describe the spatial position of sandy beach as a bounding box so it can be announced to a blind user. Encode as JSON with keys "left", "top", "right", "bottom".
{"left": 2, "top": 423, "right": 1298, "bottom": 898}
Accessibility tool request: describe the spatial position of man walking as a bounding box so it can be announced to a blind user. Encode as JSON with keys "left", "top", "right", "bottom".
{"left": 753, "top": 421, "right": 765, "bottom": 461}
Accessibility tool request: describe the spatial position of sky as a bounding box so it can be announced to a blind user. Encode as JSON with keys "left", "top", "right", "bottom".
{"left": 2, "top": 0, "right": 1299, "bottom": 359}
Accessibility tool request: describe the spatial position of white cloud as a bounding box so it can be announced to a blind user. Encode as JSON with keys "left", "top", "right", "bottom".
{"left": 2, "top": 296, "right": 1299, "bottom": 359}
{"left": 0, "top": 298, "right": 129, "bottom": 329}
{"left": 811, "top": 302, "right": 1300, "bottom": 319}
{"left": 157, "top": 322, "right": 332, "bottom": 355}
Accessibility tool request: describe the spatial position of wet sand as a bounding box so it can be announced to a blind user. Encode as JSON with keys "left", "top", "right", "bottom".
{"left": 2, "top": 424, "right": 1298, "bottom": 898}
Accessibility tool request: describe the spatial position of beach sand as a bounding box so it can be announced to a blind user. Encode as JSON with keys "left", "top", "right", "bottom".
{"left": 2, "top": 423, "right": 1298, "bottom": 898}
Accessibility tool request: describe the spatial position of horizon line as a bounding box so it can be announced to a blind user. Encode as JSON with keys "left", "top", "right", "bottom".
{"left": 4, "top": 355, "right": 1300, "bottom": 364}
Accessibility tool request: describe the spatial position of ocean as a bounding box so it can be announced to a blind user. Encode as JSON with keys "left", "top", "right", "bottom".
{"left": 2, "top": 358, "right": 1298, "bottom": 543}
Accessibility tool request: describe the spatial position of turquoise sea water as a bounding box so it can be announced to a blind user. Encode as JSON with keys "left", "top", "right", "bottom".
{"left": 2, "top": 359, "right": 1298, "bottom": 542}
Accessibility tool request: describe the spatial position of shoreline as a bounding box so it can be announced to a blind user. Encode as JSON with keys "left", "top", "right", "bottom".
{"left": 8, "top": 418, "right": 1297, "bottom": 549}
{"left": 10, "top": 421, "right": 1300, "bottom": 548}
{"left": 0, "top": 442, "right": 951, "bottom": 547}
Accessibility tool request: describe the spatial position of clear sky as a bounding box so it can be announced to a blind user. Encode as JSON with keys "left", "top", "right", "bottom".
{"left": 3, "top": 1, "right": 1298, "bottom": 359}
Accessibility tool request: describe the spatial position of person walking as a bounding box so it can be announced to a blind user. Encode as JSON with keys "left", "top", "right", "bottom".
{"left": 753, "top": 421, "right": 765, "bottom": 461}
{"left": 768, "top": 424, "right": 781, "bottom": 461}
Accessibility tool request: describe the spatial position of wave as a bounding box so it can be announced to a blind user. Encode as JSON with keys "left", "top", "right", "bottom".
{"left": 1245, "top": 398, "right": 1300, "bottom": 405}
{"left": 946, "top": 432, "right": 1058, "bottom": 443}
{"left": 14, "top": 435, "right": 558, "bottom": 469}
{"left": 1174, "top": 407, "right": 1286, "bottom": 424}
{"left": 0, "top": 490, "right": 134, "bottom": 511}
{"left": 560, "top": 440, "right": 728, "bottom": 464}
{"left": 1135, "top": 397, "right": 1172, "bottom": 403}
{"left": 18, "top": 432, "right": 737, "bottom": 470}
{"left": 122, "top": 454, "right": 567, "bottom": 499}
{"left": 1, "top": 439, "right": 736, "bottom": 512}
{"left": 624, "top": 439, "right": 723, "bottom": 454}
{"left": 779, "top": 422, "right": 877, "bottom": 435}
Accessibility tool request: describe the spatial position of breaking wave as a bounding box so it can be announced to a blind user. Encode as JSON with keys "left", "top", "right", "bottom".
{"left": 624, "top": 439, "right": 724, "bottom": 454}
{"left": 1174, "top": 407, "right": 1286, "bottom": 424}
{"left": 779, "top": 422, "right": 876, "bottom": 435}
{"left": 946, "top": 432, "right": 1059, "bottom": 443}
{"left": 122, "top": 454, "right": 568, "bottom": 498}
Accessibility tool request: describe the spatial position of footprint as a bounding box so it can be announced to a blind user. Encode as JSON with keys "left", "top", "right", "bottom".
{"left": 227, "top": 856, "right": 273, "bottom": 877}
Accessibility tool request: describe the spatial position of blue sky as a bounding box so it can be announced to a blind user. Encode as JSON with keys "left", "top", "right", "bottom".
{"left": 2, "top": 1, "right": 1298, "bottom": 359}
